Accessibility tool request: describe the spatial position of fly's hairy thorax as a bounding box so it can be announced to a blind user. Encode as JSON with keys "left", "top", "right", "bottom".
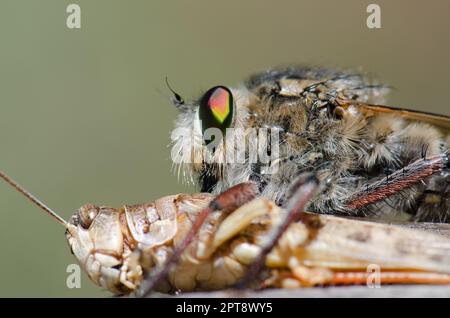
{"left": 170, "top": 67, "right": 450, "bottom": 222}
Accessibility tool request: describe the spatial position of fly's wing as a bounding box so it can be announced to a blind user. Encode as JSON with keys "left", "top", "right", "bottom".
{"left": 339, "top": 99, "right": 450, "bottom": 134}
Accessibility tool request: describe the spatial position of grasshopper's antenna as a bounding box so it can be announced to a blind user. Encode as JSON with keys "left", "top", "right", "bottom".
{"left": 0, "top": 170, "right": 71, "bottom": 229}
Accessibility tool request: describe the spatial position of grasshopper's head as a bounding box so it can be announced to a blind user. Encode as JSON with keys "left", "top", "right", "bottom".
{"left": 65, "top": 194, "right": 215, "bottom": 294}
{"left": 66, "top": 204, "right": 143, "bottom": 295}
{"left": 0, "top": 170, "right": 143, "bottom": 295}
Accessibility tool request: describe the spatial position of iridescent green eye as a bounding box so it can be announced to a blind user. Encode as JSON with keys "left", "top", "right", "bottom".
{"left": 199, "top": 86, "right": 234, "bottom": 137}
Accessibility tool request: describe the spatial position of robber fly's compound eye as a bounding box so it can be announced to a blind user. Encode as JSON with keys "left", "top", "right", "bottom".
{"left": 78, "top": 204, "right": 99, "bottom": 229}
{"left": 199, "top": 86, "right": 234, "bottom": 139}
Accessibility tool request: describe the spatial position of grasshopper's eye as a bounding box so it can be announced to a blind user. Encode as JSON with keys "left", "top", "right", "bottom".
{"left": 199, "top": 86, "right": 234, "bottom": 136}
{"left": 78, "top": 204, "right": 99, "bottom": 229}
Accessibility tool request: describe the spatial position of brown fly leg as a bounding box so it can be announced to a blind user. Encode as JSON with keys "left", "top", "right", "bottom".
{"left": 345, "top": 153, "right": 449, "bottom": 211}
{"left": 139, "top": 182, "right": 259, "bottom": 297}
{"left": 235, "top": 173, "right": 320, "bottom": 289}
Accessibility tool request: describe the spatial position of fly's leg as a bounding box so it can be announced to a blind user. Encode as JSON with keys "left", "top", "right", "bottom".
{"left": 411, "top": 149, "right": 450, "bottom": 222}
{"left": 345, "top": 153, "right": 449, "bottom": 211}
{"left": 235, "top": 173, "right": 320, "bottom": 289}
{"left": 139, "top": 182, "right": 259, "bottom": 297}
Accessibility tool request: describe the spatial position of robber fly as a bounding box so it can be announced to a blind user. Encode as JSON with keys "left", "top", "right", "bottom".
{"left": 170, "top": 66, "right": 450, "bottom": 222}
{"left": 156, "top": 66, "right": 450, "bottom": 294}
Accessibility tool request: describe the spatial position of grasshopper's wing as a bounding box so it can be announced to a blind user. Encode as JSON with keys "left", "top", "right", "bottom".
{"left": 211, "top": 199, "right": 450, "bottom": 274}
{"left": 339, "top": 100, "right": 450, "bottom": 134}
{"left": 300, "top": 214, "right": 450, "bottom": 273}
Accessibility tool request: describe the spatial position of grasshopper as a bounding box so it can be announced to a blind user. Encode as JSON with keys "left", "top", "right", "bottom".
{"left": 2, "top": 170, "right": 450, "bottom": 296}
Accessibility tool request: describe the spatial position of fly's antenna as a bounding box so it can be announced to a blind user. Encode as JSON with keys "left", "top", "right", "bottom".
{"left": 0, "top": 170, "right": 74, "bottom": 232}
{"left": 165, "top": 77, "right": 185, "bottom": 106}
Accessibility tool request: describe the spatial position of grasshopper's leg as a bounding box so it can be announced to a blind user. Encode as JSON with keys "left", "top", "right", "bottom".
{"left": 273, "top": 270, "right": 450, "bottom": 288}
{"left": 139, "top": 182, "right": 259, "bottom": 297}
{"left": 288, "top": 261, "right": 450, "bottom": 286}
{"left": 236, "top": 173, "right": 320, "bottom": 289}
{"left": 330, "top": 271, "right": 450, "bottom": 285}
{"left": 345, "top": 153, "right": 449, "bottom": 213}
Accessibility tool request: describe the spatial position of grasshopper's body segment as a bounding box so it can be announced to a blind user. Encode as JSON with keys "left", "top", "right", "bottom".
{"left": 66, "top": 194, "right": 450, "bottom": 295}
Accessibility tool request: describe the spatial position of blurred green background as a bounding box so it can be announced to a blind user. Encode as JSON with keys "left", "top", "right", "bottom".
{"left": 0, "top": 0, "right": 449, "bottom": 297}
